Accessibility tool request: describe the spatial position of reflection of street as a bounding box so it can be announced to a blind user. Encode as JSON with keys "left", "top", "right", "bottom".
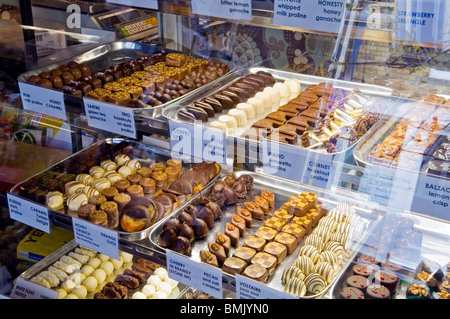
{"left": 305, "top": 33, "right": 335, "bottom": 76}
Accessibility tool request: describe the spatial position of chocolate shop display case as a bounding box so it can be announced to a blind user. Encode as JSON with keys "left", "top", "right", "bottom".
{"left": 1, "top": 0, "right": 450, "bottom": 300}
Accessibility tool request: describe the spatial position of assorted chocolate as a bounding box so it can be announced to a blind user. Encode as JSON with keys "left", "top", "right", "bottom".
{"left": 15, "top": 140, "right": 220, "bottom": 234}
{"left": 411, "top": 260, "right": 450, "bottom": 299}
{"left": 26, "top": 51, "right": 229, "bottom": 108}
{"left": 281, "top": 202, "right": 357, "bottom": 297}
{"left": 369, "top": 93, "right": 449, "bottom": 172}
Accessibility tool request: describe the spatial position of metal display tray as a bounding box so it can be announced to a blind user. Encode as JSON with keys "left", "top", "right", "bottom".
{"left": 18, "top": 240, "right": 188, "bottom": 299}
{"left": 353, "top": 102, "right": 450, "bottom": 180}
{"left": 17, "top": 41, "right": 235, "bottom": 131}
{"left": 328, "top": 211, "right": 450, "bottom": 299}
{"left": 149, "top": 170, "right": 383, "bottom": 298}
{"left": 9, "top": 138, "right": 221, "bottom": 241}
{"left": 163, "top": 66, "right": 399, "bottom": 156}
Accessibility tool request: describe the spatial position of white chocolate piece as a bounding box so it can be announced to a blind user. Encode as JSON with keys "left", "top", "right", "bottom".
{"left": 80, "top": 265, "right": 95, "bottom": 277}
{"left": 89, "top": 166, "right": 105, "bottom": 179}
{"left": 110, "top": 256, "right": 124, "bottom": 270}
{"left": 254, "top": 92, "right": 272, "bottom": 111}
{"left": 117, "top": 165, "right": 132, "bottom": 178}
{"left": 142, "top": 284, "right": 156, "bottom": 297}
{"left": 103, "top": 171, "right": 123, "bottom": 184}
{"left": 48, "top": 266, "right": 69, "bottom": 282}
{"left": 146, "top": 275, "right": 162, "bottom": 287}
{"left": 55, "top": 288, "right": 67, "bottom": 299}
{"left": 284, "top": 79, "right": 301, "bottom": 98}
{"left": 65, "top": 182, "right": 85, "bottom": 196}
{"left": 61, "top": 279, "right": 76, "bottom": 292}
{"left": 60, "top": 256, "right": 82, "bottom": 269}
{"left": 247, "top": 97, "right": 265, "bottom": 115}
{"left": 76, "top": 174, "right": 94, "bottom": 186}
{"left": 263, "top": 86, "right": 281, "bottom": 109}
{"left": 71, "top": 285, "right": 87, "bottom": 299}
{"left": 66, "top": 193, "right": 88, "bottom": 212}
{"left": 46, "top": 191, "right": 64, "bottom": 211}
{"left": 82, "top": 185, "right": 99, "bottom": 198}
{"left": 120, "top": 251, "right": 133, "bottom": 264}
{"left": 208, "top": 120, "right": 228, "bottom": 133}
{"left": 68, "top": 272, "right": 86, "bottom": 285}
{"left": 101, "top": 160, "right": 117, "bottom": 171}
{"left": 53, "top": 261, "right": 77, "bottom": 275}
{"left": 82, "top": 276, "right": 98, "bottom": 292}
{"left": 154, "top": 267, "right": 168, "bottom": 281}
{"left": 273, "top": 82, "right": 290, "bottom": 105}
{"left": 125, "top": 159, "right": 141, "bottom": 174}
{"left": 115, "top": 154, "right": 130, "bottom": 166}
{"left": 36, "top": 271, "right": 59, "bottom": 287}
{"left": 64, "top": 293, "right": 79, "bottom": 299}
{"left": 69, "top": 252, "right": 90, "bottom": 264}
{"left": 218, "top": 115, "right": 237, "bottom": 134}
{"left": 156, "top": 281, "right": 172, "bottom": 295}
{"left": 30, "top": 276, "right": 51, "bottom": 288}
{"left": 100, "top": 261, "right": 114, "bottom": 276}
{"left": 92, "top": 269, "right": 107, "bottom": 284}
{"left": 88, "top": 257, "right": 102, "bottom": 269}
{"left": 236, "top": 102, "right": 256, "bottom": 119}
{"left": 91, "top": 178, "right": 111, "bottom": 192}
{"left": 98, "top": 254, "right": 110, "bottom": 262}
{"left": 132, "top": 291, "right": 147, "bottom": 299}
{"left": 74, "top": 248, "right": 97, "bottom": 258}
{"left": 228, "top": 108, "right": 247, "bottom": 127}
{"left": 165, "top": 277, "right": 179, "bottom": 289}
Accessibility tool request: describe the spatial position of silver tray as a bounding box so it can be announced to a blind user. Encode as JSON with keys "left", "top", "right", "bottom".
{"left": 17, "top": 41, "right": 235, "bottom": 131}
{"left": 18, "top": 240, "right": 188, "bottom": 299}
{"left": 149, "top": 170, "right": 382, "bottom": 298}
{"left": 9, "top": 138, "right": 222, "bottom": 241}
{"left": 328, "top": 210, "right": 450, "bottom": 299}
{"left": 163, "top": 66, "right": 398, "bottom": 157}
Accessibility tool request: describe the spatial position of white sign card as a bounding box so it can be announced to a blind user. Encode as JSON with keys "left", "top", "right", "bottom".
{"left": 72, "top": 217, "right": 120, "bottom": 260}
{"left": 106, "top": 0, "right": 158, "bottom": 10}
{"left": 166, "top": 250, "right": 223, "bottom": 298}
{"left": 18, "top": 82, "right": 67, "bottom": 121}
{"left": 191, "top": 0, "right": 252, "bottom": 21}
{"left": 6, "top": 193, "right": 50, "bottom": 234}
{"left": 83, "top": 97, "right": 137, "bottom": 139}
{"left": 273, "top": 0, "right": 345, "bottom": 33}
{"left": 10, "top": 278, "right": 58, "bottom": 299}
{"left": 235, "top": 275, "right": 296, "bottom": 299}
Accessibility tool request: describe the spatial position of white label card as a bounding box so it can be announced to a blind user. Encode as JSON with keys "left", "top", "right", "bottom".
{"left": 273, "top": 0, "right": 345, "bottom": 33}
{"left": 10, "top": 278, "right": 58, "bottom": 299}
{"left": 83, "top": 97, "right": 137, "bottom": 139}
{"left": 106, "top": 0, "right": 158, "bottom": 10}
{"left": 6, "top": 193, "right": 50, "bottom": 233}
{"left": 72, "top": 217, "right": 120, "bottom": 260}
{"left": 166, "top": 250, "right": 223, "bottom": 298}
{"left": 235, "top": 275, "right": 296, "bottom": 299}
{"left": 191, "top": 0, "right": 252, "bottom": 20}
{"left": 18, "top": 82, "right": 67, "bottom": 121}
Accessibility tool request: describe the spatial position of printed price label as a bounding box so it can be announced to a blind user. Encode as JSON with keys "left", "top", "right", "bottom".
{"left": 6, "top": 193, "right": 50, "bottom": 233}
{"left": 72, "top": 217, "right": 119, "bottom": 260}
{"left": 106, "top": 0, "right": 158, "bottom": 10}
{"left": 168, "top": 120, "right": 227, "bottom": 164}
{"left": 262, "top": 141, "right": 334, "bottom": 189}
{"left": 83, "top": 98, "right": 137, "bottom": 139}
{"left": 235, "top": 275, "right": 296, "bottom": 299}
{"left": 394, "top": 0, "right": 447, "bottom": 44}
{"left": 273, "top": 0, "right": 345, "bottom": 33}
{"left": 192, "top": 0, "right": 252, "bottom": 20}
{"left": 411, "top": 174, "right": 450, "bottom": 221}
{"left": 11, "top": 278, "right": 58, "bottom": 299}
{"left": 18, "top": 82, "right": 67, "bottom": 121}
{"left": 166, "top": 250, "right": 223, "bottom": 298}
